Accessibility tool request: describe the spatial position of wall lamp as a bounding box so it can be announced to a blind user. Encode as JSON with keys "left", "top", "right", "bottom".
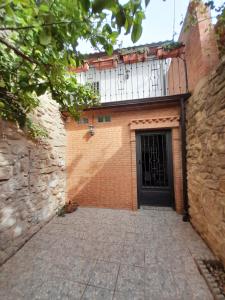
{"left": 88, "top": 124, "right": 95, "bottom": 136}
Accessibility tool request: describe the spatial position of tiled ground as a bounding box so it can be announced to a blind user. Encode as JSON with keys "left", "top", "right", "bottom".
{"left": 0, "top": 207, "right": 214, "bottom": 300}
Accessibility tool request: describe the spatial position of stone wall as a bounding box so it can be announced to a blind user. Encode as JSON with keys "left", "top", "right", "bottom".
{"left": 186, "top": 57, "right": 225, "bottom": 265}
{"left": 0, "top": 95, "right": 66, "bottom": 265}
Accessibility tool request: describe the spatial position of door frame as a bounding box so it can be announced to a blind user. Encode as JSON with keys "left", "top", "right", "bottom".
{"left": 136, "top": 129, "right": 175, "bottom": 209}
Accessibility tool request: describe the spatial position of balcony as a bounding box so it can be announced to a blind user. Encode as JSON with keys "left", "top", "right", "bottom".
{"left": 75, "top": 55, "right": 188, "bottom": 104}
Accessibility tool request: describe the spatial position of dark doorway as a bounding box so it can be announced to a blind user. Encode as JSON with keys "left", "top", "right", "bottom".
{"left": 136, "top": 131, "right": 174, "bottom": 208}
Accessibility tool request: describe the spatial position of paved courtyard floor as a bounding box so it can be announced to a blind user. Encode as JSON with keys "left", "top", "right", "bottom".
{"left": 0, "top": 207, "right": 214, "bottom": 300}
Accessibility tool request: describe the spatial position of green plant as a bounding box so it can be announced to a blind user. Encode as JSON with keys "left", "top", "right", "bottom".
{"left": 0, "top": 87, "right": 39, "bottom": 128}
{"left": 56, "top": 201, "right": 79, "bottom": 216}
{"left": 215, "top": 7, "right": 225, "bottom": 57}
{"left": 0, "top": 0, "right": 147, "bottom": 136}
{"left": 59, "top": 82, "right": 100, "bottom": 120}
{"left": 57, "top": 206, "right": 66, "bottom": 217}
{"left": 161, "top": 41, "right": 184, "bottom": 52}
{"left": 120, "top": 46, "right": 149, "bottom": 55}
{"left": 25, "top": 118, "right": 48, "bottom": 139}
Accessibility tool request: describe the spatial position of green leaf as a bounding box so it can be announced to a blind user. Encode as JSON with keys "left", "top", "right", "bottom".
{"left": 124, "top": 15, "right": 133, "bottom": 35}
{"left": 105, "top": 44, "right": 113, "bottom": 55}
{"left": 0, "top": 78, "right": 5, "bottom": 87}
{"left": 110, "top": 31, "right": 119, "bottom": 43}
{"left": 103, "top": 24, "right": 112, "bottom": 34}
{"left": 115, "top": 6, "right": 126, "bottom": 27}
{"left": 39, "top": 3, "right": 49, "bottom": 13}
{"left": 0, "top": 101, "right": 5, "bottom": 108}
{"left": 90, "top": 38, "right": 97, "bottom": 48}
{"left": 131, "top": 0, "right": 142, "bottom": 14}
{"left": 92, "top": 0, "right": 115, "bottom": 13}
{"left": 96, "top": 35, "right": 107, "bottom": 45}
{"left": 79, "top": 0, "right": 90, "bottom": 11}
{"left": 145, "top": 0, "right": 150, "bottom": 7}
{"left": 5, "top": 4, "right": 15, "bottom": 17}
{"left": 131, "top": 23, "right": 142, "bottom": 43}
{"left": 36, "top": 83, "right": 48, "bottom": 96}
{"left": 136, "top": 11, "right": 145, "bottom": 23}
{"left": 39, "top": 30, "right": 52, "bottom": 46}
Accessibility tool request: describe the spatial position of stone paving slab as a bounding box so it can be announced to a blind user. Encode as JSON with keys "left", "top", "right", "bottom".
{"left": 0, "top": 207, "right": 214, "bottom": 299}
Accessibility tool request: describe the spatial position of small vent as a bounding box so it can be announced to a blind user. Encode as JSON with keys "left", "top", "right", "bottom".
{"left": 97, "top": 115, "right": 111, "bottom": 123}
{"left": 77, "top": 117, "right": 88, "bottom": 124}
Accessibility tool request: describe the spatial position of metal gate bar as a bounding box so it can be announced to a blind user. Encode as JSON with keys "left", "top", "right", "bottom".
{"left": 141, "top": 134, "right": 168, "bottom": 187}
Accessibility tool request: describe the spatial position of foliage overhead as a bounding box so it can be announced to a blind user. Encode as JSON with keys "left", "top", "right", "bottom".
{"left": 0, "top": 0, "right": 147, "bottom": 134}
{"left": 0, "top": 0, "right": 224, "bottom": 139}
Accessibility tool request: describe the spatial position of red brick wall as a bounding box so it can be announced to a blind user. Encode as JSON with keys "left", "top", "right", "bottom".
{"left": 66, "top": 104, "right": 184, "bottom": 213}
{"left": 168, "top": 1, "right": 219, "bottom": 94}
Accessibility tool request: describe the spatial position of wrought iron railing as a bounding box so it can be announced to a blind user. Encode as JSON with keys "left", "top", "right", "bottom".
{"left": 75, "top": 56, "right": 188, "bottom": 103}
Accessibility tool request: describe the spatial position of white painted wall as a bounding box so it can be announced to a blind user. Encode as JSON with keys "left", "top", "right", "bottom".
{"left": 76, "top": 57, "right": 170, "bottom": 103}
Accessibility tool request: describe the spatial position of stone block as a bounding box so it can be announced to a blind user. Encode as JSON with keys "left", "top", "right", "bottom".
{"left": 218, "top": 180, "right": 225, "bottom": 193}
{"left": 0, "top": 249, "right": 8, "bottom": 265}
{"left": 38, "top": 152, "right": 50, "bottom": 160}
{"left": 11, "top": 144, "right": 27, "bottom": 155}
{"left": 0, "top": 166, "right": 13, "bottom": 180}
{"left": 0, "top": 142, "right": 10, "bottom": 154}
{"left": 0, "top": 153, "right": 14, "bottom": 166}
{"left": 216, "top": 139, "right": 225, "bottom": 154}
{"left": 40, "top": 166, "right": 58, "bottom": 174}
{"left": 0, "top": 229, "right": 13, "bottom": 250}
{"left": 48, "top": 179, "right": 58, "bottom": 188}
{"left": 20, "top": 158, "right": 29, "bottom": 173}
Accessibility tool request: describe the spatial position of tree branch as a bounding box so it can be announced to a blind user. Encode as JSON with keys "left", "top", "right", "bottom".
{"left": 0, "top": 89, "right": 17, "bottom": 101}
{"left": 0, "top": 20, "right": 89, "bottom": 31}
{"left": 0, "top": 37, "right": 39, "bottom": 65}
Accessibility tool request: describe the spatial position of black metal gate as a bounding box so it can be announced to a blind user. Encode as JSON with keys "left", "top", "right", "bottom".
{"left": 136, "top": 131, "right": 174, "bottom": 207}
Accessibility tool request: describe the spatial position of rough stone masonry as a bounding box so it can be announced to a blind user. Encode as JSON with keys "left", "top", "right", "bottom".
{"left": 0, "top": 94, "right": 66, "bottom": 265}
{"left": 186, "top": 57, "right": 225, "bottom": 266}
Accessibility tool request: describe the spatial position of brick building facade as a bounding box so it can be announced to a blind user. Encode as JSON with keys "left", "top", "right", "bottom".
{"left": 66, "top": 98, "right": 186, "bottom": 213}
{"left": 168, "top": 2, "right": 219, "bottom": 94}
{"left": 66, "top": 1, "right": 220, "bottom": 215}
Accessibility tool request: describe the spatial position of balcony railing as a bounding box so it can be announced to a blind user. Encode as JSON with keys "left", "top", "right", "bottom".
{"left": 76, "top": 56, "right": 188, "bottom": 103}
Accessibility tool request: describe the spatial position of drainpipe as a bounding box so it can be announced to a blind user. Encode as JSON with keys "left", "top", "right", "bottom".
{"left": 180, "top": 97, "right": 189, "bottom": 222}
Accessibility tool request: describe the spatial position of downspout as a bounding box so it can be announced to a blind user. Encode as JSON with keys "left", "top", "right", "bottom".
{"left": 180, "top": 97, "right": 189, "bottom": 222}
{"left": 180, "top": 56, "right": 190, "bottom": 222}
